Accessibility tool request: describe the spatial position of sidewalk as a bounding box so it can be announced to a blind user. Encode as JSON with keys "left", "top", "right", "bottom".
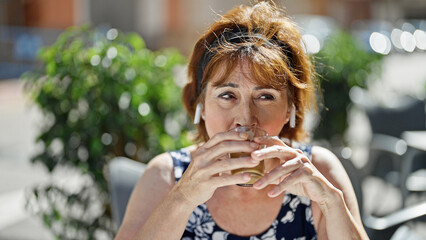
{"left": 0, "top": 79, "right": 54, "bottom": 239}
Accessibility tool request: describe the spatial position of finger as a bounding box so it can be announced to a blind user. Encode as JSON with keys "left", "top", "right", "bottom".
{"left": 206, "top": 156, "right": 259, "bottom": 174}
{"left": 268, "top": 167, "right": 309, "bottom": 198}
{"left": 203, "top": 129, "right": 249, "bottom": 149}
{"left": 253, "top": 136, "right": 287, "bottom": 147}
{"left": 253, "top": 156, "right": 305, "bottom": 189}
{"left": 211, "top": 172, "right": 252, "bottom": 188}
{"left": 251, "top": 145, "right": 298, "bottom": 161}
{"left": 201, "top": 140, "right": 259, "bottom": 162}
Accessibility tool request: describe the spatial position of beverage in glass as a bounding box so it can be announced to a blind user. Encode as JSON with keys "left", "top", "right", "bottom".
{"left": 229, "top": 126, "right": 267, "bottom": 187}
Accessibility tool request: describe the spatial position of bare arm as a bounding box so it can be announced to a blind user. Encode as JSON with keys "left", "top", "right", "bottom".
{"left": 114, "top": 153, "right": 179, "bottom": 239}
{"left": 115, "top": 152, "right": 199, "bottom": 240}
{"left": 311, "top": 146, "right": 368, "bottom": 240}
{"left": 131, "top": 184, "right": 196, "bottom": 239}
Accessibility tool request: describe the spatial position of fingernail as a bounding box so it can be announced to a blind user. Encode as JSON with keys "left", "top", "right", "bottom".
{"left": 250, "top": 142, "right": 258, "bottom": 148}
{"left": 253, "top": 150, "right": 263, "bottom": 157}
{"left": 239, "top": 132, "right": 248, "bottom": 139}
{"left": 253, "top": 181, "right": 263, "bottom": 189}
{"left": 243, "top": 173, "right": 251, "bottom": 181}
{"left": 268, "top": 188, "right": 279, "bottom": 197}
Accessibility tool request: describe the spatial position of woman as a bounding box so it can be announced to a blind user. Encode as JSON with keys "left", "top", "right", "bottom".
{"left": 116, "top": 1, "right": 368, "bottom": 239}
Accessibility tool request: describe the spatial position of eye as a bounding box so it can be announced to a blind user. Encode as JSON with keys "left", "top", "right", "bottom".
{"left": 258, "top": 93, "right": 275, "bottom": 100}
{"left": 218, "top": 91, "right": 236, "bottom": 100}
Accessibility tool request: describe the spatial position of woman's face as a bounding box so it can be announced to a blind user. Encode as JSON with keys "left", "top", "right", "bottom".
{"left": 203, "top": 62, "right": 291, "bottom": 137}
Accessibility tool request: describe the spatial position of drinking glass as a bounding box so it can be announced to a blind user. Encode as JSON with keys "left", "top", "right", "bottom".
{"left": 229, "top": 126, "right": 268, "bottom": 187}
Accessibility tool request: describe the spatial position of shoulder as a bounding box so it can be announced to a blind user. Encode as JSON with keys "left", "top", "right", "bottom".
{"left": 133, "top": 152, "right": 175, "bottom": 200}
{"left": 310, "top": 145, "right": 356, "bottom": 190}
{"left": 145, "top": 152, "right": 174, "bottom": 177}
{"left": 132, "top": 151, "right": 178, "bottom": 205}
{"left": 311, "top": 146, "right": 342, "bottom": 173}
{"left": 310, "top": 146, "right": 351, "bottom": 192}
{"left": 311, "top": 144, "right": 359, "bottom": 184}
{"left": 132, "top": 152, "right": 174, "bottom": 190}
{"left": 143, "top": 145, "right": 197, "bottom": 185}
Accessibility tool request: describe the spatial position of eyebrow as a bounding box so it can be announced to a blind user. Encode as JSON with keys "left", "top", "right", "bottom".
{"left": 215, "top": 83, "right": 277, "bottom": 91}
{"left": 215, "top": 83, "right": 238, "bottom": 89}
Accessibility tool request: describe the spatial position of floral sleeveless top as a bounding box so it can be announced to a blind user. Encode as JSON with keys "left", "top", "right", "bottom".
{"left": 169, "top": 145, "right": 317, "bottom": 240}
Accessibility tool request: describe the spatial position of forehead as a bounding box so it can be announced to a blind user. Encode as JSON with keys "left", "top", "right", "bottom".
{"left": 213, "top": 62, "right": 254, "bottom": 85}
{"left": 208, "top": 60, "right": 281, "bottom": 89}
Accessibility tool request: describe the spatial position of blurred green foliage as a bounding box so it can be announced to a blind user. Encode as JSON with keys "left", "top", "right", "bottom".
{"left": 23, "top": 26, "right": 190, "bottom": 239}
{"left": 313, "top": 30, "right": 383, "bottom": 144}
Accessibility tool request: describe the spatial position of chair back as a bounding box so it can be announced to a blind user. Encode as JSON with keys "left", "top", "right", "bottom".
{"left": 362, "top": 96, "right": 425, "bottom": 181}
{"left": 108, "top": 157, "right": 146, "bottom": 227}
{"left": 365, "top": 96, "right": 425, "bottom": 138}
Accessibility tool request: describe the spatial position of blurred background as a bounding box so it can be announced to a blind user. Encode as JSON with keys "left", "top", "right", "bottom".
{"left": 0, "top": 0, "right": 425, "bottom": 239}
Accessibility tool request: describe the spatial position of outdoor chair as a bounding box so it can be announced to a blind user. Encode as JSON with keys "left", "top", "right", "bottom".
{"left": 363, "top": 201, "right": 426, "bottom": 240}
{"left": 335, "top": 151, "right": 426, "bottom": 239}
{"left": 363, "top": 96, "right": 425, "bottom": 182}
{"left": 354, "top": 95, "right": 426, "bottom": 206}
{"left": 108, "top": 157, "right": 146, "bottom": 228}
{"left": 347, "top": 93, "right": 426, "bottom": 239}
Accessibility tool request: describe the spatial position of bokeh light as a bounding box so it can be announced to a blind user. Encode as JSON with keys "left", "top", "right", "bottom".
{"left": 413, "top": 29, "right": 426, "bottom": 50}
{"left": 391, "top": 28, "right": 403, "bottom": 50}
{"left": 369, "top": 32, "right": 391, "bottom": 55}
{"left": 101, "top": 57, "right": 112, "bottom": 68}
{"left": 125, "top": 68, "right": 136, "bottom": 81}
{"left": 155, "top": 55, "right": 167, "bottom": 67}
{"left": 124, "top": 142, "right": 137, "bottom": 156}
{"left": 119, "top": 92, "right": 131, "bottom": 110}
{"left": 77, "top": 146, "right": 89, "bottom": 161}
{"left": 106, "top": 28, "right": 118, "bottom": 41}
{"left": 90, "top": 55, "right": 101, "bottom": 66}
{"left": 138, "top": 102, "right": 151, "bottom": 116}
{"left": 301, "top": 34, "right": 321, "bottom": 54}
{"left": 402, "top": 22, "right": 416, "bottom": 33}
{"left": 101, "top": 133, "right": 113, "bottom": 145}
{"left": 107, "top": 47, "right": 117, "bottom": 59}
{"left": 400, "top": 31, "right": 416, "bottom": 52}
{"left": 341, "top": 147, "right": 352, "bottom": 159}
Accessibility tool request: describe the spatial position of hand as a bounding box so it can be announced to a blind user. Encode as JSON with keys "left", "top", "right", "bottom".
{"left": 173, "top": 130, "right": 260, "bottom": 207}
{"left": 251, "top": 137, "right": 339, "bottom": 205}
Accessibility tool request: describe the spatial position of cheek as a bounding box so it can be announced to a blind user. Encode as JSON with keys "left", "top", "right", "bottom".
{"left": 204, "top": 105, "right": 233, "bottom": 137}
{"left": 258, "top": 107, "right": 287, "bottom": 136}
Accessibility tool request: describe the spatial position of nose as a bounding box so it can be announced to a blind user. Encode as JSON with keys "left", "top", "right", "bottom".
{"left": 234, "top": 100, "right": 258, "bottom": 128}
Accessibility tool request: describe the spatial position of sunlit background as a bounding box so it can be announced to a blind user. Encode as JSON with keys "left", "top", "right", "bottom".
{"left": 1, "top": 0, "right": 425, "bottom": 239}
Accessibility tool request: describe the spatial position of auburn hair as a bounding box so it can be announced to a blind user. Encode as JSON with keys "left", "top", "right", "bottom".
{"left": 182, "top": 1, "right": 317, "bottom": 143}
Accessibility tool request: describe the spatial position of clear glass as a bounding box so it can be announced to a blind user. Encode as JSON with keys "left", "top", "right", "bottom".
{"left": 229, "top": 126, "right": 268, "bottom": 187}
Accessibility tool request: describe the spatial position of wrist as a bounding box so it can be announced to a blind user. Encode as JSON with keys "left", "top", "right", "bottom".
{"left": 316, "top": 187, "right": 369, "bottom": 239}
{"left": 170, "top": 183, "right": 199, "bottom": 209}
{"left": 317, "top": 187, "right": 345, "bottom": 216}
